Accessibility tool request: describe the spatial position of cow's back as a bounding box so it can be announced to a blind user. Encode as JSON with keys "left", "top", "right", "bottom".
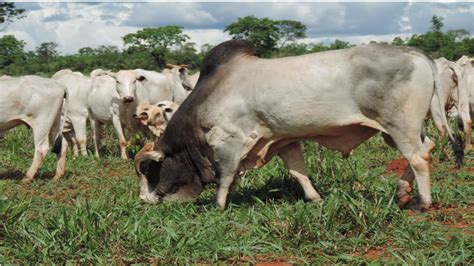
{"left": 0, "top": 76, "right": 65, "bottom": 127}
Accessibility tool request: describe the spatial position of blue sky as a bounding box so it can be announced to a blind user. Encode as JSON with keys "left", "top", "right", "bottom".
{"left": 1, "top": 2, "right": 473, "bottom": 54}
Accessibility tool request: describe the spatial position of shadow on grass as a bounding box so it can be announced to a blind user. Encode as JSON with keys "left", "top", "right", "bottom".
{"left": 0, "top": 170, "right": 24, "bottom": 180}
{"left": 195, "top": 176, "right": 306, "bottom": 207}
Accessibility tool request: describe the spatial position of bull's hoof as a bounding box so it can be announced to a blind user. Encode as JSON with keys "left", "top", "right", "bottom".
{"left": 403, "top": 199, "right": 431, "bottom": 211}
{"left": 52, "top": 175, "right": 62, "bottom": 181}
{"left": 21, "top": 177, "right": 33, "bottom": 184}
{"left": 465, "top": 144, "right": 473, "bottom": 151}
{"left": 397, "top": 194, "right": 413, "bottom": 209}
{"left": 306, "top": 196, "right": 323, "bottom": 204}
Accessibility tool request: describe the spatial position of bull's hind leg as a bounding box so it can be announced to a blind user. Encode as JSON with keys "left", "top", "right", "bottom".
{"left": 387, "top": 128, "right": 434, "bottom": 209}
{"left": 23, "top": 126, "right": 50, "bottom": 182}
{"left": 279, "top": 142, "right": 321, "bottom": 202}
{"left": 396, "top": 137, "right": 435, "bottom": 208}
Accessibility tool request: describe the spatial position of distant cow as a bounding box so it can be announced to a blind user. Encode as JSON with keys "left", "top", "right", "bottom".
{"left": 0, "top": 76, "right": 68, "bottom": 181}
{"left": 135, "top": 40, "right": 462, "bottom": 210}
{"left": 52, "top": 69, "right": 93, "bottom": 156}
{"left": 88, "top": 69, "right": 187, "bottom": 159}
{"left": 165, "top": 64, "right": 195, "bottom": 92}
{"left": 434, "top": 58, "right": 472, "bottom": 149}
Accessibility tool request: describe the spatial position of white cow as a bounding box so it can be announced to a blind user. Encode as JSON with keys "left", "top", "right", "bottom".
{"left": 434, "top": 58, "right": 472, "bottom": 149}
{"left": 0, "top": 76, "right": 68, "bottom": 181}
{"left": 88, "top": 69, "right": 187, "bottom": 159}
{"left": 165, "top": 64, "right": 195, "bottom": 92}
{"left": 52, "top": 69, "right": 93, "bottom": 156}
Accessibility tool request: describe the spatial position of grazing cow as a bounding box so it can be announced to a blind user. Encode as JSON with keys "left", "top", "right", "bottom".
{"left": 88, "top": 69, "right": 187, "bottom": 158}
{"left": 135, "top": 40, "right": 463, "bottom": 210}
{"left": 52, "top": 69, "right": 93, "bottom": 156}
{"left": 434, "top": 58, "right": 472, "bottom": 149}
{"left": 0, "top": 76, "right": 68, "bottom": 181}
{"left": 134, "top": 101, "right": 179, "bottom": 140}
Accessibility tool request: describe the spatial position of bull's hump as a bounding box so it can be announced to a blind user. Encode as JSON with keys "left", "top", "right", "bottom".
{"left": 199, "top": 40, "right": 255, "bottom": 79}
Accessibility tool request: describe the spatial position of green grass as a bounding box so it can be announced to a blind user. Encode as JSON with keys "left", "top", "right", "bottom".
{"left": 0, "top": 124, "right": 473, "bottom": 264}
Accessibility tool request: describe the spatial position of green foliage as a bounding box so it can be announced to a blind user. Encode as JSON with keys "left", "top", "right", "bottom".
{"left": 275, "top": 20, "right": 306, "bottom": 49}
{"left": 0, "top": 2, "right": 25, "bottom": 25}
{"left": 123, "top": 26, "right": 190, "bottom": 68}
{"left": 0, "top": 35, "right": 25, "bottom": 68}
{"left": 35, "top": 42, "right": 60, "bottom": 62}
{"left": 1, "top": 16, "right": 474, "bottom": 76}
{"left": 225, "top": 16, "right": 279, "bottom": 57}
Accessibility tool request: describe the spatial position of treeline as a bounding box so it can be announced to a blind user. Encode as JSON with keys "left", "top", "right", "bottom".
{"left": 0, "top": 15, "right": 473, "bottom": 77}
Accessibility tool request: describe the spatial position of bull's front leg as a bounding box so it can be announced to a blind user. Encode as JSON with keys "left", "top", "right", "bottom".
{"left": 209, "top": 126, "right": 248, "bottom": 210}
{"left": 279, "top": 142, "right": 321, "bottom": 203}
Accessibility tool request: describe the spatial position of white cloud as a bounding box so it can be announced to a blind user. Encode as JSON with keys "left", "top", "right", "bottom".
{"left": 184, "top": 29, "right": 230, "bottom": 49}
{"left": 0, "top": 2, "right": 472, "bottom": 55}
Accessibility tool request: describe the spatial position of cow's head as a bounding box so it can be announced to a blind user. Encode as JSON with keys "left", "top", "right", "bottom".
{"left": 97, "top": 70, "right": 145, "bottom": 104}
{"left": 166, "top": 64, "right": 194, "bottom": 91}
{"left": 134, "top": 146, "right": 203, "bottom": 204}
{"left": 457, "top": 55, "right": 474, "bottom": 68}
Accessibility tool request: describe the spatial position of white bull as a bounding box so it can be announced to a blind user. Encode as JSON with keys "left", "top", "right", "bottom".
{"left": 136, "top": 40, "right": 462, "bottom": 211}
{"left": 52, "top": 69, "right": 93, "bottom": 156}
{"left": 0, "top": 76, "right": 68, "bottom": 181}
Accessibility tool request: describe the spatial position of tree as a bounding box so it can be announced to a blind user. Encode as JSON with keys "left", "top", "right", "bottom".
{"left": 224, "top": 16, "right": 279, "bottom": 57}
{"left": 391, "top": 36, "right": 406, "bottom": 46}
{"left": 329, "top": 39, "right": 352, "bottom": 50}
{"left": 0, "top": 34, "right": 25, "bottom": 68}
{"left": 123, "top": 26, "right": 190, "bottom": 68}
{"left": 430, "top": 15, "right": 444, "bottom": 33}
{"left": 35, "top": 42, "right": 59, "bottom": 61}
{"left": 0, "top": 2, "right": 25, "bottom": 26}
{"left": 275, "top": 20, "right": 306, "bottom": 49}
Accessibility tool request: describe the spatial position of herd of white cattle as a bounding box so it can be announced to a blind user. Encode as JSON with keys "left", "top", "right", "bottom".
{"left": 0, "top": 63, "right": 199, "bottom": 182}
{"left": 0, "top": 50, "right": 473, "bottom": 191}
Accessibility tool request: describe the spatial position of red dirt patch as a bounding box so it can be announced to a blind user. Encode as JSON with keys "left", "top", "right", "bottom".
{"left": 406, "top": 203, "right": 473, "bottom": 233}
{"left": 353, "top": 245, "right": 391, "bottom": 261}
{"left": 386, "top": 158, "right": 409, "bottom": 177}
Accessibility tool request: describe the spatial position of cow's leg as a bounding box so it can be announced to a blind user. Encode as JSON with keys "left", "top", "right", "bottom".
{"left": 395, "top": 137, "right": 435, "bottom": 208}
{"left": 53, "top": 135, "right": 68, "bottom": 180}
{"left": 71, "top": 116, "right": 88, "bottom": 156}
{"left": 111, "top": 115, "right": 128, "bottom": 160}
{"left": 64, "top": 131, "right": 79, "bottom": 157}
{"left": 90, "top": 118, "right": 101, "bottom": 158}
{"left": 387, "top": 127, "right": 434, "bottom": 209}
{"left": 23, "top": 127, "right": 50, "bottom": 182}
{"left": 279, "top": 142, "right": 321, "bottom": 202}
{"left": 211, "top": 126, "right": 248, "bottom": 210}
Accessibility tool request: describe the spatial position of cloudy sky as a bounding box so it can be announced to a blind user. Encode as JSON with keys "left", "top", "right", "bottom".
{"left": 1, "top": 1, "right": 473, "bottom": 54}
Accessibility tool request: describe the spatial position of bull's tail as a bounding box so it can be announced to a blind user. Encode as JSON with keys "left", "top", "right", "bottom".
{"left": 52, "top": 91, "right": 69, "bottom": 154}
{"left": 428, "top": 59, "right": 464, "bottom": 168}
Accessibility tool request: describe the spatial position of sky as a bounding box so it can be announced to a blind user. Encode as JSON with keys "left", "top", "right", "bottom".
{"left": 1, "top": 1, "right": 473, "bottom": 54}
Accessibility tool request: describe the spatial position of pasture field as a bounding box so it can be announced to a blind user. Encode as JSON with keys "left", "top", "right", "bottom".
{"left": 0, "top": 124, "right": 473, "bottom": 264}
